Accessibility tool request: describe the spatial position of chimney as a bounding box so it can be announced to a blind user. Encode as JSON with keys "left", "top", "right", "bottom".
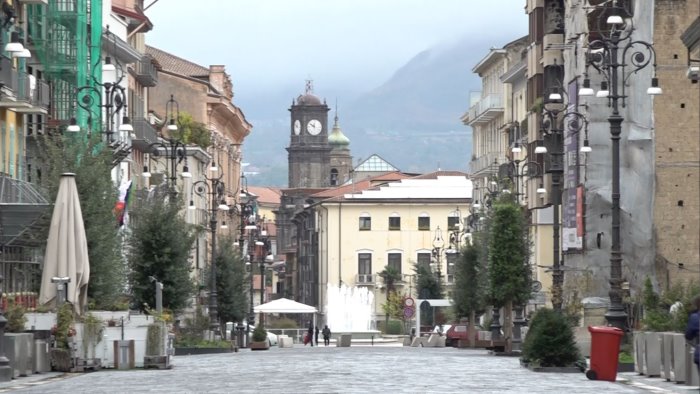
{"left": 209, "top": 65, "right": 233, "bottom": 99}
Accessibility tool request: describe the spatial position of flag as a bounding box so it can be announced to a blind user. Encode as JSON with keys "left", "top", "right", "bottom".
{"left": 114, "top": 180, "right": 133, "bottom": 227}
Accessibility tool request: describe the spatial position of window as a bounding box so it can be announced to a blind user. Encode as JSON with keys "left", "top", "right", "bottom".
{"left": 358, "top": 253, "right": 372, "bottom": 275}
{"left": 389, "top": 214, "right": 401, "bottom": 231}
{"left": 416, "top": 252, "right": 431, "bottom": 270}
{"left": 359, "top": 213, "right": 371, "bottom": 231}
{"left": 418, "top": 215, "right": 430, "bottom": 231}
{"left": 447, "top": 216, "right": 460, "bottom": 231}
{"left": 388, "top": 253, "right": 402, "bottom": 274}
{"left": 330, "top": 169, "right": 339, "bottom": 186}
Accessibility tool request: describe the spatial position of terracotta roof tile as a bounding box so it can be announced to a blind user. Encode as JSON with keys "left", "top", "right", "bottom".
{"left": 247, "top": 186, "right": 282, "bottom": 205}
{"left": 145, "top": 45, "right": 210, "bottom": 77}
{"left": 310, "top": 171, "right": 411, "bottom": 199}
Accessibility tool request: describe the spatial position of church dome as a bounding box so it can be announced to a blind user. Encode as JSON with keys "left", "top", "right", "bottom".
{"left": 328, "top": 116, "right": 350, "bottom": 147}
{"left": 296, "top": 93, "right": 322, "bottom": 106}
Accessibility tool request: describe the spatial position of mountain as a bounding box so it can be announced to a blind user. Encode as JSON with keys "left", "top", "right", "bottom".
{"left": 241, "top": 36, "right": 503, "bottom": 186}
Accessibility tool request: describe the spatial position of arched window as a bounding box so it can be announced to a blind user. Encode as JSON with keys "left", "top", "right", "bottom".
{"left": 388, "top": 212, "right": 401, "bottom": 231}
{"left": 359, "top": 212, "right": 371, "bottom": 231}
{"left": 330, "top": 168, "right": 339, "bottom": 186}
{"left": 418, "top": 212, "right": 430, "bottom": 231}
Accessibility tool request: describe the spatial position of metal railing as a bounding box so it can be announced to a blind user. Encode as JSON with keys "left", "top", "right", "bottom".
{"left": 469, "top": 152, "right": 505, "bottom": 175}
{"left": 465, "top": 93, "right": 504, "bottom": 124}
{"left": 131, "top": 117, "right": 159, "bottom": 150}
{"left": 132, "top": 56, "right": 157, "bottom": 87}
{"left": 356, "top": 274, "right": 375, "bottom": 285}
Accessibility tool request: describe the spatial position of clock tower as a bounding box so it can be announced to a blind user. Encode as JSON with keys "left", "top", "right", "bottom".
{"left": 287, "top": 81, "right": 332, "bottom": 188}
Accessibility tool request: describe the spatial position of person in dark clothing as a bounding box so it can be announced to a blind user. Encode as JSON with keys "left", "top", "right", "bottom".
{"left": 685, "top": 295, "right": 700, "bottom": 379}
{"left": 307, "top": 321, "right": 314, "bottom": 347}
{"left": 314, "top": 326, "right": 320, "bottom": 346}
{"left": 322, "top": 325, "right": 331, "bottom": 346}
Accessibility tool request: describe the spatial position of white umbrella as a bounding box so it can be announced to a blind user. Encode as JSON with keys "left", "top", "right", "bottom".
{"left": 39, "top": 173, "right": 90, "bottom": 315}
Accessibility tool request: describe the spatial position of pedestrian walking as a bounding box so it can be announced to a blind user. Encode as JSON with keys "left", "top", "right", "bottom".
{"left": 685, "top": 294, "right": 700, "bottom": 379}
{"left": 307, "top": 321, "right": 314, "bottom": 347}
{"left": 315, "top": 325, "right": 320, "bottom": 346}
{"left": 322, "top": 325, "right": 331, "bottom": 346}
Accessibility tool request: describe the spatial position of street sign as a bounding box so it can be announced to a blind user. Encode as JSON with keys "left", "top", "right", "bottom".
{"left": 404, "top": 297, "right": 415, "bottom": 308}
{"left": 403, "top": 306, "right": 415, "bottom": 319}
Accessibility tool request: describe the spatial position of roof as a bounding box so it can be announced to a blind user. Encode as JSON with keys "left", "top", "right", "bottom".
{"left": 310, "top": 171, "right": 411, "bottom": 199}
{"left": 354, "top": 154, "right": 399, "bottom": 173}
{"left": 254, "top": 298, "right": 318, "bottom": 314}
{"left": 343, "top": 174, "right": 472, "bottom": 200}
{"left": 246, "top": 186, "right": 282, "bottom": 205}
{"left": 145, "top": 45, "right": 210, "bottom": 77}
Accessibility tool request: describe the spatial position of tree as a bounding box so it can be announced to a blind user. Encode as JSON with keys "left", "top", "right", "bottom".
{"left": 452, "top": 240, "right": 487, "bottom": 346}
{"left": 215, "top": 235, "right": 249, "bottom": 329}
{"left": 127, "top": 190, "right": 197, "bottom": 313}
{"left": 378, "top": 265, "right": 402, "bottom": 295}
{"left": 414, "top": 262, "right": 444, "bottom": 327}
{"left": 37, "top": 134, "right": 125, "bottom": 309}
{"left": 488, "top": 198, "right": 531, "bottom": 352}
{"left": 521, "top": 308, "right": 581, "bottom": 368}
{"left": 170, "top": 112, "right": 211, "bottom": 149}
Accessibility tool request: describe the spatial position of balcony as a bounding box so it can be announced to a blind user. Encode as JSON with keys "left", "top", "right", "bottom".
{"left": 131, "top": 117, "right": 159, "bottom": 151}
{"left": 469, "top": 152, "right": 505, "bottom": 176}
{"left": 356, "top": 274, "right": 375, "bottom": 286}
{"left": 131, "top": 56, "right": 157, "bottom": 87}
{"left": 0, "top": 57, "right": 50, "bottom": 114}
{"left": 463, "top": 93, "right": 504, "bottom": 126}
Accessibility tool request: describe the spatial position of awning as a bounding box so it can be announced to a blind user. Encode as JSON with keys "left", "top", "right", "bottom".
{"left": 0, "top": 175, "right": 50, "bottom": 246}
{"left": 254, "top": 298, "right": 317, "bottom": 314}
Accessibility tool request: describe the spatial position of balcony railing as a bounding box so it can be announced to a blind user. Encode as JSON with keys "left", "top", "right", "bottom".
{"left": 469, "top": 152, "right": 505, "bottom": 175}
{"left": 464, "top": 93, "right": 504, "bottom": 126}
{"left": 356, "top": 274, "right": 375, "bottom": 285}
{"left": 0, "top": 57, "right": 49, "bottom": 113}
{"left": 131, "top": 117, "right": 159, "bottom": 151}
{"left": 132, "top": 56, "right": 157, "bottom": 87}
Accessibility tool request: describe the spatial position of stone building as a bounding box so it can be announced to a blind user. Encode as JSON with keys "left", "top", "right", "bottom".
{"left": 652, "top": 0, "right": 700, "bottom": 288}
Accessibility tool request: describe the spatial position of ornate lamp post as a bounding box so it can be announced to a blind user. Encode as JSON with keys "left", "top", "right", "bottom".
{"left": 191, "top": 170, "right": 229, "bottom": 335}
{"left": 579, "top": 2, "right": 660, "bottom": 329}
{"left": 68, "top": 29, "right": 132, "bottom": 146}
{"left": 143, "top": 95, "right": 192, "bottom": 201}
{"left": 536, "top": 90, "right": 589, "bottom": 312}
{"left": 431, "top": 226, "right": 445, "bottom": 292}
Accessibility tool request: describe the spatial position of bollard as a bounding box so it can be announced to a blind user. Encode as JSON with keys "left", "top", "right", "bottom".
{"left": 371, "top": 335, "right": 374, "bottom": 346}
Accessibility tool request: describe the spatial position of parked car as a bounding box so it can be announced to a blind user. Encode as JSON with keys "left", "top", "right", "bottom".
{"left": 246, "top": 326, "right": 278, "bottom": 346}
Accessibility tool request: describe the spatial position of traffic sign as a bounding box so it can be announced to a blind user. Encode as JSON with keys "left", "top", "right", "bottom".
{"left": 531, "top": 281, "right": 542, "bottom": 293}
{"left": 403, "top": 306, "right": 415, "bottom": 319}
{"left": 404, "top": 297, "right": 415, "bottom": 308}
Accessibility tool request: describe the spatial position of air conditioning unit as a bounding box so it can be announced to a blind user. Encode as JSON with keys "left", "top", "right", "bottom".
{"left": 687, "top": 65, "right": 700, "bottom": 81}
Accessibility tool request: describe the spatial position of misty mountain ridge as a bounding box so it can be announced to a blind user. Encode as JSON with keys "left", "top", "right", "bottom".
{"left": 241, "top": 35, "right": 508, "bottom": 186}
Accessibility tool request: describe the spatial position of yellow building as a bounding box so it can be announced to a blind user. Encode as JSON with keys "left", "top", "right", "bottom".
{"left": 311, "top": 172, "right": 472, "bottom": 327}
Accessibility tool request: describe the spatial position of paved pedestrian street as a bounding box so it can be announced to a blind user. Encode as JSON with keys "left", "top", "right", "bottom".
{"left": 2, "top": 346, "right": 693, "bottom": 394}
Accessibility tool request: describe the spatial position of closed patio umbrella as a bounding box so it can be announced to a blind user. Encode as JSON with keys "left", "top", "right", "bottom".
{"left": 38, "top": 173, "right": 90, "bottom": 315}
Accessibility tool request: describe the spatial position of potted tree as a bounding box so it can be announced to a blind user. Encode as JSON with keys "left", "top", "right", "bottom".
{"left": 251, "top": 325, "right": 270, "bottom": 350}
{"left": 520, "top": 308, "right": 584, "bottom": 372}
{"left": 50, "top": 303, "right": 76, "bottom": 372}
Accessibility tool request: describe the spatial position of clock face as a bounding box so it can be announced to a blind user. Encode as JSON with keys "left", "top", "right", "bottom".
{"left": 293, "top": 120, "right": 301, "bottom": 135}
{"left": 307, "top": 119, "right": 322, "bottom": 135}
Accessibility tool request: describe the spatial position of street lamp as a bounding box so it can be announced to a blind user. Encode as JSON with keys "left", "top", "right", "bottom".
{"left": 536, "top": 89, "right": 589, "bottom": 312}
{"left": 191, "top": 168, "right": 229, "bottom": 335}
{"left": 431, "top": 226, "right": 445, "bottom": 291}
{"left": 70, "top": 28, "right": 132, "bottom": 143}
{"left": 143, "top": 95, "right": 192, "bottom": 201}
{"left": 580, "top": 2, "right": 660, "bottom": 330}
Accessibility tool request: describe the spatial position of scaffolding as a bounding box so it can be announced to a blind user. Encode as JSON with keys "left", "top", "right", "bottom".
{"left": 27, "top": 0, "right": 102, "bottom": 133}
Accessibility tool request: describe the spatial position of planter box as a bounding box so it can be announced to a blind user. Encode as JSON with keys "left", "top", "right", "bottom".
{"left": 633, "top": 331, "right": 645, "bottom": 374}
{"left": 672, "top": 333, "right": 687, "bottom": 383}
{"left": 643, "top": 332, "right": 661, "bottom": 377}
{"left": 49, "top": 348, "right": 72, "bottom": 372}
{"left": 250, "top": 341, "right": 269, "bottom": 351}
{"left": 4, "top": 333, "right": 33, "bottom": 377}
{"left": 143, "top": 355, "right": 171, "bottom": 369}
{"left": 661, "top": 332, "right": 674, "bottom": 380}
{"left": 174, "top": 347, "right": 233, "bottom": 356}
{"left": 618, "top": 362, "right": 635, "bottom": 373}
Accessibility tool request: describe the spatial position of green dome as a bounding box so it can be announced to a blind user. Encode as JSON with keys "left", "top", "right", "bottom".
{"left": 328, "top": 116, "right": 350, "bottom": 147}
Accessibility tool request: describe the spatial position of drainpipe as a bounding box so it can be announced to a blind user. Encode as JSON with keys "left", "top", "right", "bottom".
{"left": 338, "top": 202, "right": 342, "bottom": 288}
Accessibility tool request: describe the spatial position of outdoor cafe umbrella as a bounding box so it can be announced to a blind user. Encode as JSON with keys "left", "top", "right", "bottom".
{"left": 38, "top": 173, "right": 90, "bottom": 315}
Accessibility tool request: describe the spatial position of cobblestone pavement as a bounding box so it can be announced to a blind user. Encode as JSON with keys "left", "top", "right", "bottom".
{"left": 0, "top": 346, "right": 696, "bottom": 393}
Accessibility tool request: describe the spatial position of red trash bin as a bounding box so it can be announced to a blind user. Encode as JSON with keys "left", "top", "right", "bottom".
{"left": 587, "top": 326, "right": 624, "bottom": 382}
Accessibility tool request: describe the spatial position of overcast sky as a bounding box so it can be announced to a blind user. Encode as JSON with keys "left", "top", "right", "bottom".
{"left": 146, "top": 0, "right": 527, "bottom": 97}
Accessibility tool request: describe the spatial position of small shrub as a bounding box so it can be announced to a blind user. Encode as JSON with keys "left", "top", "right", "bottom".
{"left": 252, "top": 325, "right": 267, "bottom": 342}
{"left": 5, "top": 300, "right": 27, "bottom": 333}
{"left": 386, "top": 320, "right": 403, "bottom": 335}
{"left": 521, "top": 308, "right": 581, "bottom": 367}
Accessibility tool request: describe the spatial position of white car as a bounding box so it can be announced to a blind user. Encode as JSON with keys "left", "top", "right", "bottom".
{"left": 247, "top": 325, "right": 278, "bottom": 346}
